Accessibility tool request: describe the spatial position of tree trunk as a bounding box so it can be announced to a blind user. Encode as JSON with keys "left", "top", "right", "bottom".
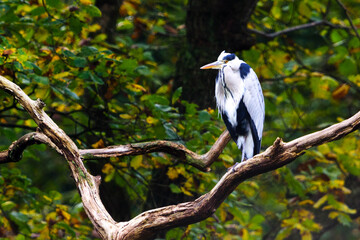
{"left": 175, "top": 0, "right": 259, "bottom": 108}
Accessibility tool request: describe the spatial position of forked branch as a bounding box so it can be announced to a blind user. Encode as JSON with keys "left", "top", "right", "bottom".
{"left": 80, "top": 130, "right": 231, "bottom": 172}
{"left": 0, "top": 75, "right": 359, "bottom": 240}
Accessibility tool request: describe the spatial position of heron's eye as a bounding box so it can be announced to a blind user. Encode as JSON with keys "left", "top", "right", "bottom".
{"left": 224, "top": 60, "right": 229, "bottom": 64}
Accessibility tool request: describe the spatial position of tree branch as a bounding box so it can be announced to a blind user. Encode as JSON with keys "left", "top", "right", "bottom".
{"left": 0, "top": 75, "right": 359, "bottom": 240}
{"left": 249, "top": 20, "right": 349, "bottom": 39}
{"left": 113, "top": 111, "right": 360, "bottom": 240}
{"left": 0, "top": 132, "right": 61, "bottom": 163}
{"left": 0, "top": 130, "right": 230, "bottom": 172}
{"left": 80, "top": 130, "right": 231, "bottom": 172}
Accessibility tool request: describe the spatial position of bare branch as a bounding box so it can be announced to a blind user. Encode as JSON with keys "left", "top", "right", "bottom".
{"left": 80, "top": 130, "right": 231, "bottom": 172}
{"left": 0, "top": 132, "right": 61, "bottom": 163}
{"left": 1, "top": 75, "right": 359, "bottom": 240}
{"left": 113, "top": 110, "right": 360, "bottom": 240}
{"left": 249, "top": 20, "right": 349, "bottom": 39}
{"left": 0, "top": 129, "right": 230, "bottom": 171}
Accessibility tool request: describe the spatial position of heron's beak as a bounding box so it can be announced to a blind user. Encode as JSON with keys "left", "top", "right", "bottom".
{"left": 200, "top": 61, "right": 223, "bottom": 70}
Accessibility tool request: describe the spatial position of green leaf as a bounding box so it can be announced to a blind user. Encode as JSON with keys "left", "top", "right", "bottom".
{"left": 49, "top": 190, "right": 62, "bottom": 201}
{"left": 30, "top": 6, "right": 45, "bottom": 16}
{"left": 10, "top": 211, "right": 29, "bottom": 224}
{"left": 136, "top": 65, "right": 151, "bottom": 76}
{"left": 169, "top": 183, "right": 182, "bottom": 194}
{"left": 13, "top": 61, "right": 23, "bottom": 71}
{"left": 84, "top": 5, "right": 102, "bottom": 17}
{"left": 172, "top": 87, "right": 182, "bottom": 104}
{"left": 119, "top": 59, "right": 138, "bottom": 73}
{"left": 64, "top": 88, "right": 80, "bottom": 100}
{"left": 62, "top": 50, "right": 76, "bottom": 57}
{"left": 46, "top": 0, "right": 63, "bottom": 8}
{"left": 163, "top": 122, "right": 179, "bottom": 140}
{"left": 283, "top": 168, "right": 305, "bottom": 198}
{"left": 338, "top": 212, "right": 352, "bottom": 226}
{"left": 1, "top": 201, "right": 16, "bottom": 211}
{"left": 80, "top": 46, "right": 98, "bottom": 57}
{"left": 330, "top": 29, "right": 348, "bottom": 44}
{"left": 298, "top": 2, "right": 311, "bottom": 18}
{"left": 89, "top": 72, "right": 104, "bottom": 84}
{"left": 199, "top": 110, "right": 211, "bottom": 123}
{"left": 69, "top": 16, "right": 83, "bottom": 34}
{"left": 70, "top": 57, "right": 87, "bottom": 68}
{"left": 55, "top": 222, "right": 76, "bottom": 237}
{"left": 15, "top": 235, "right": 26, "bottom": 240}
{"left": 339, "top": 57, "right": 357, "bottom": 76}
{"left": 32, "top": 75, "right": 49, "bottom": 85}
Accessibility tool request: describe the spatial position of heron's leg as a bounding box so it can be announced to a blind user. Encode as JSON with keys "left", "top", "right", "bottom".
{"left": 228, "top": 156, "right": 248, "bottom": 172}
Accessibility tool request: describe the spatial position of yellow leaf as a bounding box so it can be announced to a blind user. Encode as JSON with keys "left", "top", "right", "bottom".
{"left": 314, "top": 195, "right": 328, "bottom": 209}
{"left": 332, "top": 84, "right": 350, "bottom": 100}
{"left": 156, "top": 85, "right": 169, "bottom": 94}
{"left": 329, "top": 179, "right": 344, "bottom": 189}
{"left": 298, "top": 209, "right": 314, "bottom": 220}
{"left": 43, "top": 195, "right": 52, "bottom": 202}
{"left": 53, "top": 71, "right": 71, "bottom": 80}
{"left": 73, "top": 86, "right": 85, "bottom": 97}
{"left": 180, "top": 187, "right": 193, "bottom": 196}
{"left": 146, "top": 116, "right": 158, "bottom": 125}
{"left": 80, "top": 0, "right": 92, "bottom": 5}
{"left": 300, "top": 231, "right": 312, "bottom": 240}
{"left": 120, "top": 114, "right": 134, "bottom": 119}
{"left": 56, "top": 103, "right": 66, "bottom": 112}
{"left": 57, "top": 208, "right": 71, "bottom": 221}
{"left": 88, "top": 24, "right": 101, "bottom": 32}
{"left": 328, "top": 211, "right": 339, "bottom": 219}
{"left": 102, "top": 163, "right": 114, "bottom": 175}
{"left": 35, "top": 86, "right": 50, "bottom": 99}
{"left": 299, "top": 200, "right": 314, "bottom": 206}
{"left": 126, "top": 83, "right": 146, "bottom": 93}
{"left": 341, "top": 187, "right": 351, "bottom": 195}
{"left": 167, "top": 167, "right": 179, "bottom": 180}
{"left": 338, "top": 202, "right": 357, "bottom": 214}
{"left": 46, "top": 212, "right": 57, "bottom": 222}
{"left": 91, "top": 139, "right": 105, "bottom": 148}
{"left": 219, "top": 208, "right": 227, "bottom": 222}
{"left": 24, "top": 119, "right": 36, "bottom": 127}
{"left": 241, "top": 228, "right": 249, "bottom": 240}
{"left": 177, "top": 165, "right": 187, "bottom": 177}
{"left": 130, "top": 155, "right": 143, "bottom": 170}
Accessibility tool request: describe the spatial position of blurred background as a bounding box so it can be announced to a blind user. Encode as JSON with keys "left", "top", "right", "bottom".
{"left": 0, "top": 0, "right": 359, "bottom": 239}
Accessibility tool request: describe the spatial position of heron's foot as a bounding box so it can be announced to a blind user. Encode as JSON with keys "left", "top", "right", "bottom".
{"left": 228, "top": 157, "right": 248, "bottom": 172}
{"left": 227, "top": 162, "right": 240, "bottom": 173}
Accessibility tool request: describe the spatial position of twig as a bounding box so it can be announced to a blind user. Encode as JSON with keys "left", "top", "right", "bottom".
{"left": 335, "top": 0, "right": 360, "bottom": 41}
{"left": 249, "top": 20, "right": 349, "bottom": 39}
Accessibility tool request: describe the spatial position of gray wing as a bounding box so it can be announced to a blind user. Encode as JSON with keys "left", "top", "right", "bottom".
{"left": 240, "top": 64, "right": 265, "bottom": 142}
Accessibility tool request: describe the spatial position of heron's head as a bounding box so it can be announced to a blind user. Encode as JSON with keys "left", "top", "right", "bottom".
{"left": 200, "top": 51, "right": 239, "bottom": 70}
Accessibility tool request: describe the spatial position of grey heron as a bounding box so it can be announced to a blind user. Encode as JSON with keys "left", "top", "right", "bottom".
{"left": 201, "top": 51, "right": 265, "bottom": 162}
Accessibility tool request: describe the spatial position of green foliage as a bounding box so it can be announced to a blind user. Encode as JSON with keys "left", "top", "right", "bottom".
{"left": 0, "top": 0, "right": 360, "bottom": 239}
{"left": 0, "top": 167, "right": 93, "bottom": 239}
